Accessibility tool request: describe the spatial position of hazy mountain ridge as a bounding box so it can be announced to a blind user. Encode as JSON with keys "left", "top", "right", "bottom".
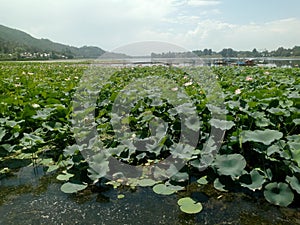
{"left": 0, "top": 24, "right": 105, "bottom": 60}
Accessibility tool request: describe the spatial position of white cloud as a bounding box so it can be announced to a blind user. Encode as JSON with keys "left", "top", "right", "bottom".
{"left": 136, "top": 18, "right": 300, "bottom": 51}
{"left": 187, "top": 0, "right": 221, "bottom": 6}
{"left": 1, "top": 0, "right": 299, "bottom": 52}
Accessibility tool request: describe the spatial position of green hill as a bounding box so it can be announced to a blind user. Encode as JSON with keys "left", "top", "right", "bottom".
{"left": 0, "top": 24, "right": 105, "bottom": 60}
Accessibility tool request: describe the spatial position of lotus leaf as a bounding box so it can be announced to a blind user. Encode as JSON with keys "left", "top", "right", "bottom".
{"left": 197, "top": 176, "right": 208, "bottom": 185}
{"left": 241, "top": 169, "right": 265, "bottom": 191}
{"left": 213, "top": 178, "right": 227, "bottom": 192}
{"left": 286, "top": 176, "right": 300, "bottom": 194}
{"left": 293, "top": 119, "right": 300, "bottom": 125}
{"left": 214, "top": 154, "right": 246, "bottom": 178}
{"left": 209, "top": 118, "right": 235, "bottom": 130}
{"left": 241, "top": 129, "right": 283, "bottom": 145}
{"left": 61, "top": 182, "right": 88, "bottom": 194}
{"left": 153, "top": 184, "right": 176, "bottom": 195}
{"left": 170, "top": 172, "right": 189, "bottom": 183}
{"left": 137, "top": 178, "right": 157, "bottom": 187}
{"left": 177, "top": 197, "right": 203, "bottom": 214}
{"left": 117, "top": 194, "right": 125, "bottom": 199}
{"left": 264, "top": 182, "right": 294, "bottom": 207}
{"left": 57, "top": 172, "right": 74, "bottom": 181}
{"left": 0, "top": 128, "right": 6, "bottom": 142}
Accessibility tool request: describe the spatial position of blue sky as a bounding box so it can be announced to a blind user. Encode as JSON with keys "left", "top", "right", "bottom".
{"left": 1, "top": 0, "right": 300, "bottom": 53}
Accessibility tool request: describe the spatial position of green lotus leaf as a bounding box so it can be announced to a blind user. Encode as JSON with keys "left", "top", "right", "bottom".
{"left": 209, "top": 118, "right": 235, "bottom": 130}
{"left": 178, "top": 197, "right": 203, "bottom": 214}
{"left": 289, "top": 146, "right": 300, "bottom": 167}
{"left": 287, "top": 135, "right": 300, "bottom": 142}
{"left": 286, "top": 176, "right": 300, "bottom": 194}
{"left": 47, "top": 165, "right": 59, "bottom": 173}
{"left": 57, "top": 172, "right": 74, "bottom": 181}
{"left": 184, "top": 115, "right": 201, "bottom": 132}
{"left": 197, "top": 176, "right": 208, "bottom": 185}
{"left": 255, "top": 117, "right": 272, "bottom": 127}
{"left": 293, "top": 119, "right": 300, "bottom": 125}
{"left": 267, "top": 107, "right": 290, "bottom": 116}
{"left": 1, "top": 144, "right": 14, "bottom": 152}
{"left": 170, "top": 172, "right": 189, "bottom": 182}
{"left": 288, "top": 141, "right": 300, "bottom": 151}
{"left": 167, "top": 184, "right": 185, "bottom": 191}
{"left": 213, "top": 178, "right": 227, "bottom": 192}
{"left": 214, "top": 154, "right": 246, "bottom": 178}
{"left": 0, "top": 128, "right": 6, "bottom": 142}
{"left": 153, "top": 184, "right": 176, "bottom": 195}
{"left": 178, "top": 197, "right": 195, "bottom": 205}
{"left": 63, "top": 144, "right": 83, "bottom": 157}
{"left": 241, "top": 169, "right": 265, "bottom": 191}
{"left": 137, "top": 178, "right": 157, "bottom": 187}
{"left": 264, "top": 182, "right": 294, "bottom": 207}
{"left": 117, "top": 194, "right": 125, "bottom": 199}
{"left": 267, "top": 144, "right": 281, "bottom": 156}
{"left": 88, "top": 152, "right": 110, "bottom": 181}
{"left": 241, "top": 129, "right": 283, "bottom": 145}
{"left": 60, "top": 182, "right": 88, "bottom": 194}
{"left": 32, "top": 107, "right": 55, "bottom": 120}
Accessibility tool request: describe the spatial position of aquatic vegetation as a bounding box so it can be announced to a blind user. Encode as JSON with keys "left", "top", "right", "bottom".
{"left": 177, "top": 197, "right": 203, "bottom": 214}
{"left": 0, "top": 62, "right": 299, "bottom": 214}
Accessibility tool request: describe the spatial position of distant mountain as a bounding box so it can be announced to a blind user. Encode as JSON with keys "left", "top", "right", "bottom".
{"left": 0, "top": 24, "right": 105, "bottom": 60}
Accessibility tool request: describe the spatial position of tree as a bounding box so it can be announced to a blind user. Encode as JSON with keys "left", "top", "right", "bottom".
{"left": 252, "top": 48, "right": 260, "bottom": 57}
{"left": 220, "top": 48, "right": 237, "bottom": 57}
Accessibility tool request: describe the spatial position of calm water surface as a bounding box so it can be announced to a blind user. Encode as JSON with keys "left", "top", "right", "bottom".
{"left": 1, "top": 166, "right": 300, "bottom": 225}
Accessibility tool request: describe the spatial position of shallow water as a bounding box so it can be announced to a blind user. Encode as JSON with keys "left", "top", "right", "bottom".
{"left": 0, "top": 166, "right": 299, "bottom": 225}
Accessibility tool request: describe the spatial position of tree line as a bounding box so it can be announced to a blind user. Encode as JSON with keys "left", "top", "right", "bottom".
{"left": 151, "top": 46, "right": 300, "bottom": 58}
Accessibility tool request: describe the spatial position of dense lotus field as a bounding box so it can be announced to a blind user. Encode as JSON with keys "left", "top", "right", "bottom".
{"left": 0, "top": 62, "right": 299, "bottom": 214}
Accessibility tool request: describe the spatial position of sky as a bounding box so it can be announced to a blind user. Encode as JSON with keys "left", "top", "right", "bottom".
{"left": 1, "top": 0, "right": 300, "bottom": 54}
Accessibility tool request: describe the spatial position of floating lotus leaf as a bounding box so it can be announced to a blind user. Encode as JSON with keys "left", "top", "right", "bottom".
{"left": 60, "top": 182, "right": 88, "bottom": 194}
{"left": 56, "top": 172, "right": 74, "bottom": 181}
{"left": 209, "top": 118, "right": 235, "bottom": 130}
{"left": 88, "top": 152, "right": 110, "bottom": 181}
{"left": 214, "top": 154, "right": 246, "bottom": 178}
{"left": 137, "top": 178, "right": 157, "bottom": 187}
{"left": 264, "top": 182, "right": 294, "bottom": 207}
{"left": 241, "top": 129, "right": 283, "bottom": 145}
{"left": 241, "top": 169, "right": 265, "bottom": 191}
{"left": 177, "top": 197, "right": 203, "bottom": 214}
{"left": 197, "top": 176, "right": 208, "bottom": 185}
{"left": 47, "top": 165, "right": 59, "bottom": 173}
{"left": 168, "top": 184, "right": 185, "bottom": 191}
{"left": 213, "top": 178, "right": 227, "bottom": 192}
{"left": 286, "top": 176, "right": 300, "bottom": 194}
{"left": 117, "top": 194, "right": 125, "bottom": 199}
{"left": 153, "top": 184, "right": 176, "bottom": 195}
{"left": 170, "top": 172, "right": 189, "bottom": 182}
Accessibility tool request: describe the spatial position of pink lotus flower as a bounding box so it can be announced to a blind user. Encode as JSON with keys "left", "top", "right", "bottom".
{"left": 184, "top": 81, "right": 193, "bottom": 86}
{"left": 245, "top": 76, "right": 253, "bottom": 81}
{"left": 235, "top": 89, "right": 241, "bottom": 94}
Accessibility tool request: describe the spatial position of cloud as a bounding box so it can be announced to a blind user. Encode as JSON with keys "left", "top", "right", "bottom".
{"left": 187, "top": 0, "right": 221, "bottom": 6}
{"left": 136, "top": 18, "right": 300, "bottom": 51}
{"left": 1, "top": 0, "right": 299, "bottom": 51}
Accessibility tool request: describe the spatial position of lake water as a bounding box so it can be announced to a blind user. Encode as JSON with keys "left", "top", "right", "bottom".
{"left": 91, "top": 57, "right": 300, "bottom": 68}
{"left": 0, "top": 166, "right": 299, "bottom": 225}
